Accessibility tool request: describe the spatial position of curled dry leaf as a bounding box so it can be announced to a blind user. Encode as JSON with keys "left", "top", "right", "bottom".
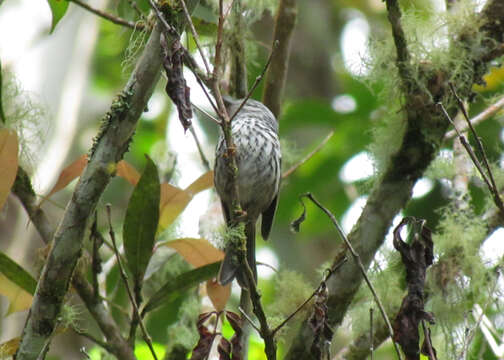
{"left": 161, "top": 35, "right": 192, "bottom": 131}
{"left": 290, "top": 196, "right": 307, "bottom": 233}
{"left": 225, "top": 311, "right": 244, "bottom": 360}
{"left": 392, "top": 217, "right": 436, "bottom": 360}
{"left": 190, "top": 312, "right": 217, "bottom": 360}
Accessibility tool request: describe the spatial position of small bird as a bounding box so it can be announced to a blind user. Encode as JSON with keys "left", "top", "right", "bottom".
{"left": 214, "top": 97, "right": 281, "bottom": 285}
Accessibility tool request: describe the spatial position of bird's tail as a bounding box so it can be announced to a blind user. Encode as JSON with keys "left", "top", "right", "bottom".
{"left": 218, "top": 221, "right": 256, "bottom": 286}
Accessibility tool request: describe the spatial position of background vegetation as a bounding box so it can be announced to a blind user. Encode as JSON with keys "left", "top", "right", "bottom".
{"left": 1, "top": 0, "right": 504, "bottom": 359}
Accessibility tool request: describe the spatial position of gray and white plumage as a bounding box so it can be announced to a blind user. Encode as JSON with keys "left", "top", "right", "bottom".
{"left": 214, "top": 97, "right": 281, "bottom": 285}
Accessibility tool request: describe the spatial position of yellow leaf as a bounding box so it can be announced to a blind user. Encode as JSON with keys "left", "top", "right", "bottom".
{"left": 158, "top": 172, "right": 214, "bottom": 231}
{"left": 206, "top": 278, "right": 231, "bottom": 311}
{"left": 116, "top": 160, "right": 140, "bottom": 186}
{"left": 185, "top": 171, "right": 214, "bottom": 197}
{"left": 162, "top": 238, "right": 224, "bottom": 268}
{"left": 0, "top": 337, "right": 20, "bottom": 358}
{"left": 45, "top": 154, "right": 88, "bottom": 199}
{"left": 158, "top": 184, "right": 191, "bottom": 230}
{"left": 0, "top": 274, "right": 32, "bottom": 315}
{"left": 0, "top": 129, "right": 18, "bottom": 211}
{"left": 474, "top": 65, "right": 504, "bottom": 92}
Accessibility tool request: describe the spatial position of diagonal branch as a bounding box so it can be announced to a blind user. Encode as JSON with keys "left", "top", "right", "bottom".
{"left": 69, "top": 0, "right": 145, "bottom": 30}
{"left": 444, "top": 95, "right": 504, "bottom": 140}
{"left": 262, "top": 0, "right": 297, "bottom": 118}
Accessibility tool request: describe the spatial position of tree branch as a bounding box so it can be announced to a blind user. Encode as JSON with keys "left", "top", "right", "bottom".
{"left": 229, "top": 0, "right": 248, "bottom": 98}
{"left": 262, "top": 0, "right": 297, "bottom": 118}
{"left": 16, "top": 1, "right": 200, "bottom": 356}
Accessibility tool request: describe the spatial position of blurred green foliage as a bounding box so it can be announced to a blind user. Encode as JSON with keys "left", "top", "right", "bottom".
{"left": 4, "top": 0, "right": 504, "bottom": 359}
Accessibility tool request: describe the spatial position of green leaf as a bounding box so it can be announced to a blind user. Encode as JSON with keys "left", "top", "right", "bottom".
{"left": 0, "top": 251, "right": 36, "bottom": 295}
{"left": 142, "top": 262, "right": 220, "bottom": 315}
{"left": 134, "top": 342, "right": 166, "bottom": 360}
{"left": 123, "top": 156, "right": 160, "bottom": 288}
{"left": 47, "top": 0, "right": 69, "bottom": 33}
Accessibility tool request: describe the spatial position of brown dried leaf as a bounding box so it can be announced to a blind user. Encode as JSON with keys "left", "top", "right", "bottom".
{"left": 185, "top": 171, "right": 213, "bottom": 196}
{"left": 392, "top": 217, "right": 435, "bottom": 359}
{"left": 158, "top": 173, "right": 213, "bottom": 231}
{"left": 225, "top": 311, "right": 244, "bottom": 360}
{"left": 206, "top": 279, "right": 231, "bottom": 311}
{"left": 0, "top": 128, "right": 18, "bottom": 210}
{"left": 45, "top": 154, "right": 88, "bottom": 199}
{"left": 159, "top": 183, "right": 191, "bottom": 230}
{"left": 161, "top": 36, "right": 192, "bottom": 131}
{"left": 116, "top": 160, "right": 140, "bottom": 186}
{"left": 309, "top": 283, "right": 332, "bottom": 360}
{"left": 162, "top": 238, "right": 224, "bottom": 268}
{"left": 190, "top": 312, "right": 217, "bottom": 360}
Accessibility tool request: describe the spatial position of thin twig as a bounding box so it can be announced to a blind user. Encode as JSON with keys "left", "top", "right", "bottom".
{"left": 90, "top": 213, "right": 103, "bottom": 301}
{"left": 179, "top": 0, "right": 212, "bottom": 76}
{"left": 445, "top": 95, "right": 504, "bottom": 140}
{"left": 181, "top": 41, "right": 219, "bottom": 114}
{"left": 238, "top": 307, "right": 261, "bottom": 333}
{"left": 282, "top": 130, "right": 335, "bottom": 179}
{"left": 459, "top": 269, "right": 500, "bottom": 359}
{"left": 421, "top": 321, "right": 437, "bottom": 360}
{"left": 72, "top": 326, "right": 113, "bottom": 353}
{"left": 271, "top": 256, "right": 347, "bottom": 336}
{"left": 229, "top": 40, "right": 279, "bottom": 123}
{"left": 126, "top": 0, "right": 146, "bottom": 22}
{"left": 192, "top": 102, "right": 220, "bottom": 124}
{"left": 439, "top": 100, "right": 504, "bottom": 220}
{"left": 69, "top": 0, "right": 144, "bottom": 30}
{"left": 212, "top": 0, "right": 229, "bottom": 122}
{"left": 449, "top": 83, "right": 504, "bottom": 217}
{"left": 241, "top": 254, "right": 277, "bottom": 360}
{"left": 189, "top": 125, "right": 211, "bottom": 171}
{"left": 438, "top": 103, "right": 493, "bottom": 189}
{"left": 106, "top": 205, "right": 158, "bottom": 360}
{"left": 301, "top": 193, "right": 403, "bottom": 360}
{"left": 370, "top": 308, "right": 374, "bottom": 360}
